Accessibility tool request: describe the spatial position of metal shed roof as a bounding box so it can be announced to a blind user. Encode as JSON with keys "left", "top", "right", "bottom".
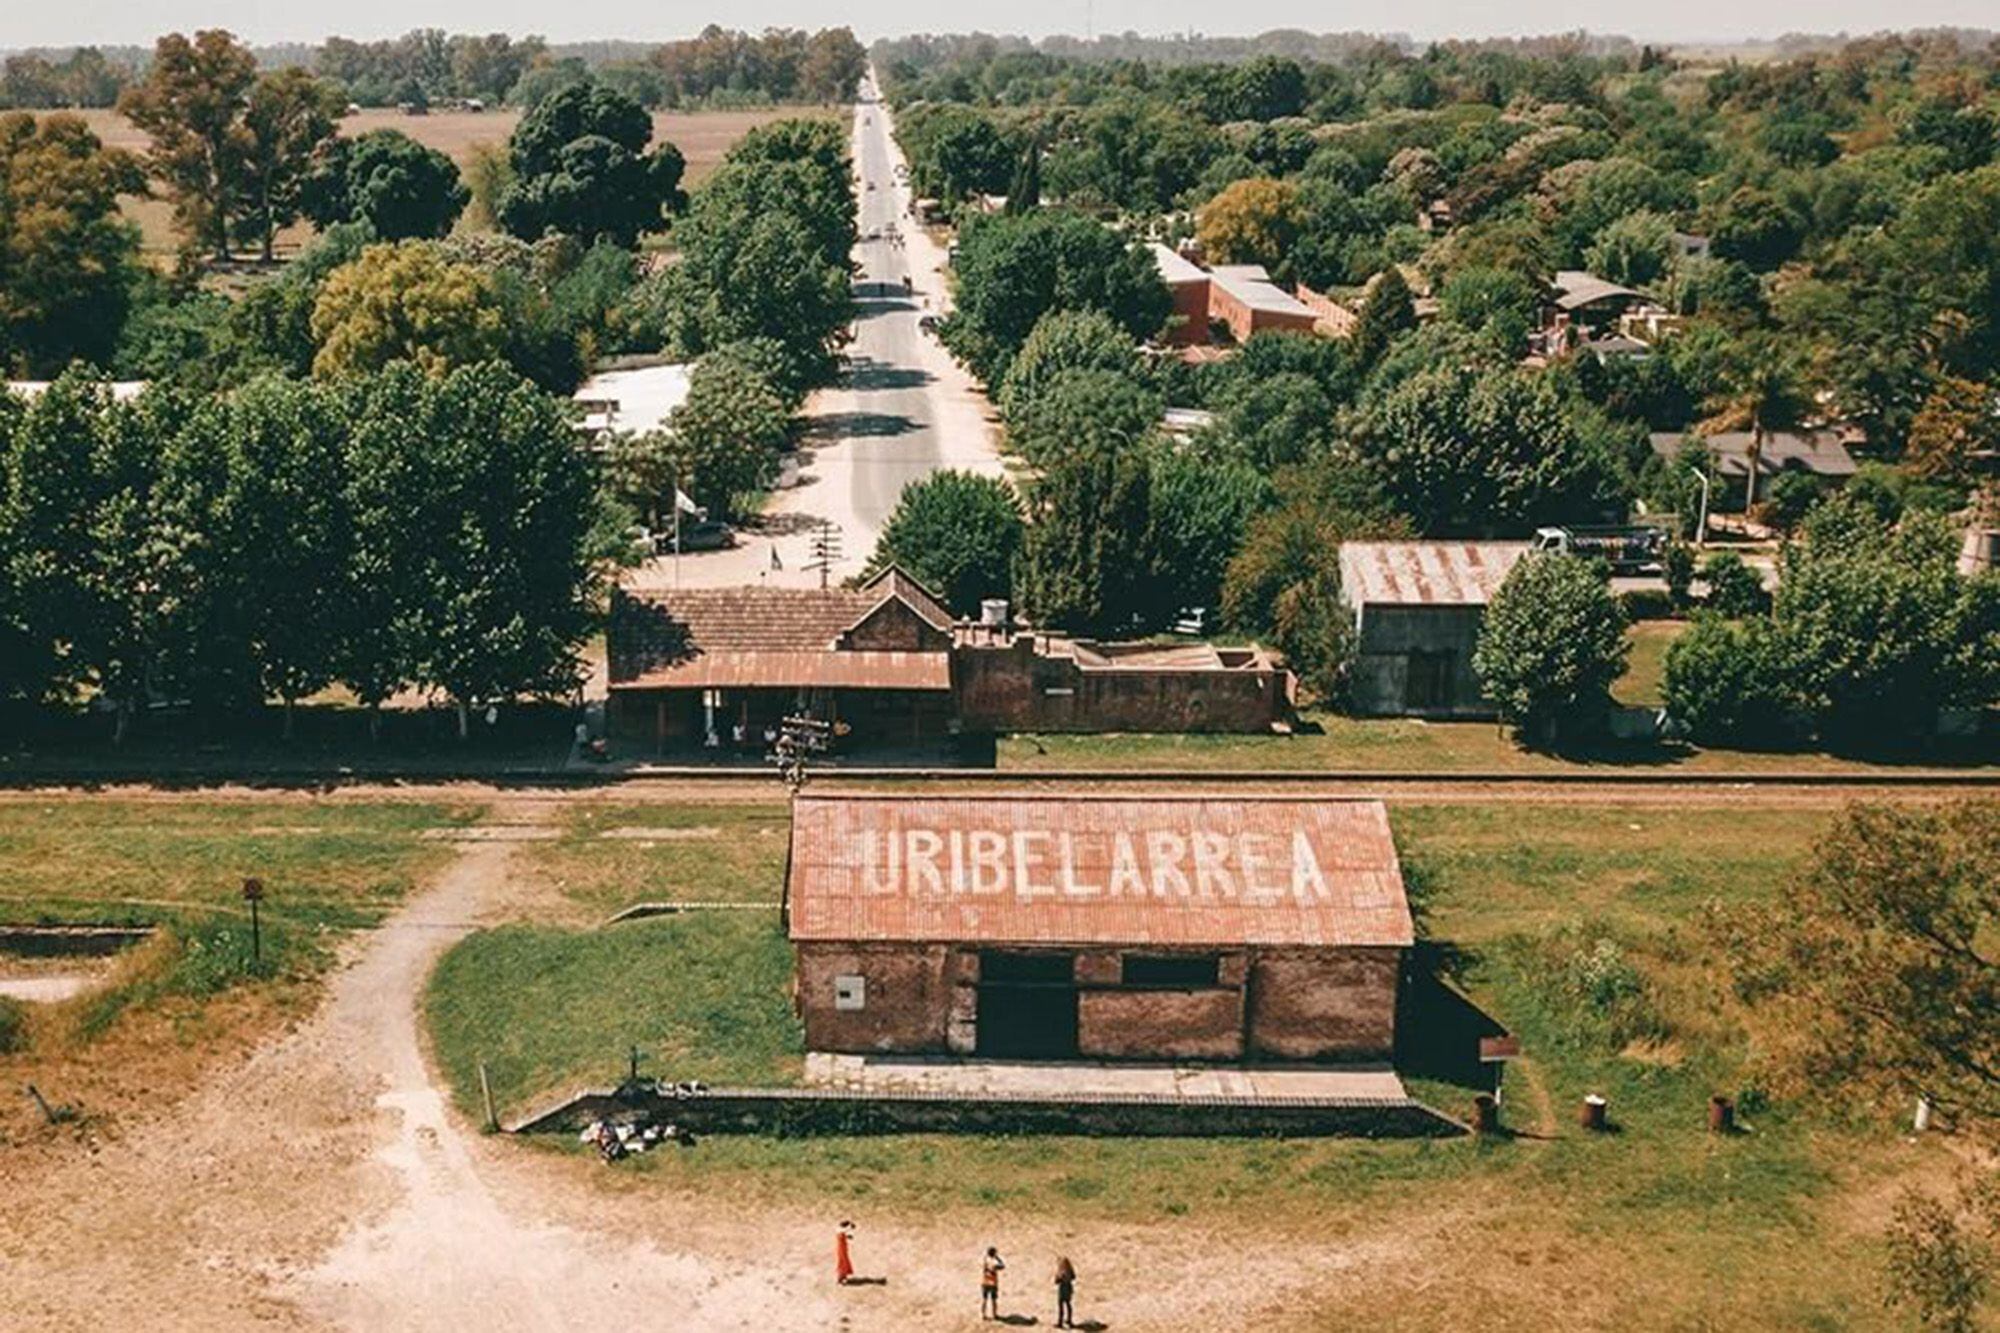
{"left": 787, "top": 794, "right": 1412, "bottom": 948}
{"left": 1337, "top": 541, "right": 1529, "bottom": 607}
{"left": 1209, "top": 265, "right": 1316, "bottom": 318}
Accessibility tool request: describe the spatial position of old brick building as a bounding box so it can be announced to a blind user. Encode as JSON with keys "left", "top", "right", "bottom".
{"left": 608, "top": 570, "right": 1293, "bottom": 753}
{"left": 786, "top": 793, "right": 1413, "bottom": 1062}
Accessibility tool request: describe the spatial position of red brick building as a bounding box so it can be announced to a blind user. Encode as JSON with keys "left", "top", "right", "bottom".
{"left": 786, "top": 793, "right": 1413, "bottom": 1062}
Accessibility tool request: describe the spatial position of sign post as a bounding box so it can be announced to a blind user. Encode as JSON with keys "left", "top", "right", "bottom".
{"left": 241, "top": 877, "right": 265, "bottom": 967}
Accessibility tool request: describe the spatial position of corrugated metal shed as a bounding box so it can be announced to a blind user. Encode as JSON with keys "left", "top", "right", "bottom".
{"left": 1338, "top": 541, "right": 1529, "bottom": 607}
{"left": 788, "top": 794, "right": 1412, "bottom": 948}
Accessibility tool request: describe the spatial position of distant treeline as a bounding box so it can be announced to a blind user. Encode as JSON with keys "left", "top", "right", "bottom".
{"left": 1, "top": 25, "right": 866, "bottom": 111}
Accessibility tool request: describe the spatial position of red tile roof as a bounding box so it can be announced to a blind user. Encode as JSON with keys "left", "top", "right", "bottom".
{"left": 616, "top": 649, "right": 949, "bottom": 691}
{"left": 788, "top": 794, "right": 1412, "bottom": 948}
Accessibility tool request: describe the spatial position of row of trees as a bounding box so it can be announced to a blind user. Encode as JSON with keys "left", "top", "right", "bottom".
{"left": 0, "top": 367, "right": 605, "bottom": 738}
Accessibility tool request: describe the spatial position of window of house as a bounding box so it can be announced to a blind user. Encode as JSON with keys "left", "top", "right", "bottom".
{"left": 1121, "top": 954, "right": 1221, "bottom": 987}
{"left": 1405, "top": 650, "right": 1454, "bottom": 710}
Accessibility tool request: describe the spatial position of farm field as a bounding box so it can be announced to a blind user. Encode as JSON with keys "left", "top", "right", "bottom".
{"left": 416, "top": 793, "right": 1973, "bottom": 1330}
{"left": 48, "top": 104, "right": 838, "bottom": 257}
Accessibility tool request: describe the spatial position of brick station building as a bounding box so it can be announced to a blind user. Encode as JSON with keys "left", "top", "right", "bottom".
{"left": 785, "top": 793, "right": 1414, "bottom": 1063}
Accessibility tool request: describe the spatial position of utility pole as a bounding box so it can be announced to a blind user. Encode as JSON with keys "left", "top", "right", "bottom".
{"left": 806, "top": 519, "right": 843, "bottom": 590}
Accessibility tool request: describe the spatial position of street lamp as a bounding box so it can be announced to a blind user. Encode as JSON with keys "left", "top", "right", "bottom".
{"left": 1687, "top": 467, "right": 1711, "bottom": 549}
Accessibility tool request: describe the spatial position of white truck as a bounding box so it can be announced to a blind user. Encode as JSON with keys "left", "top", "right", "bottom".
{"left": 1533, "top": 524, "right": 1669, "bottom": 573}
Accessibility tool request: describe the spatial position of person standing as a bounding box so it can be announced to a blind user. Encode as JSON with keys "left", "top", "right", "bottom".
{"left": 1053, "top": 1255, "right": 1077, "bottom": 1328}
{"left": 980, "top": 1246, "right": 1006, "bottom": 1320}
{"left": 835, "top": 1220, "right": 856, "bottom": 1285}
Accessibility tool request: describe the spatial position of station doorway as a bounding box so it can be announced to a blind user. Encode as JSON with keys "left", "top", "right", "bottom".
{"left": 975, "top": 951, "right": 1079, "bottom": 1058}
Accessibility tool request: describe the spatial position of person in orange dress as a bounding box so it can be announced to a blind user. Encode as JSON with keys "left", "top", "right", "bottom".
{"left": 835, "top": 1220, "right": 856, "bottom": 1284}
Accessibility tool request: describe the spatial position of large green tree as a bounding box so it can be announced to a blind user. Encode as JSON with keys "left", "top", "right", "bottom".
{"left": 866, "top": 470, "right": 1025, "bottom": 617}
{"left": 301, "top": 129, "right": 468, "bottom": 241}
{"left": 497, "top": 81, "right": 685, "bottom": 246}
{"left": 1473, "top": 552, "right": 1629, "bottom": 746}
{"left": 234, "top": 66, "right": 343, "bottom": 261}
{"left": 309, "top": 240, "right": 505, "bottom": 378}
{"left": 667, "top": 351, "right": 791, "bottom": 520}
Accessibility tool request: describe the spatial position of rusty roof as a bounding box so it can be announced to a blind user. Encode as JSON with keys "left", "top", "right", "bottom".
{"left": 787, "top": 794, "right": 1412, "bottom": 949}
{"left": 1338, "top": 541, "right": 1529, "bottom": 607}
{"left": 613, "top": 649, "right": 949, "bottom": 691}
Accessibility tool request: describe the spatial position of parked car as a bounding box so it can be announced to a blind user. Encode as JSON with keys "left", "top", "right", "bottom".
{"left": 662, "top": 520, "right": 735, "bottom": 553}
{"left": 917, "top": 314, "right": 940, "bottom": 334}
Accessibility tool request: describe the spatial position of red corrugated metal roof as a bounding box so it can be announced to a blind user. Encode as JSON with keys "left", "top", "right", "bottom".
{"left": 612, "top": 649, "right": 949, "bottom": 691}
{"left": 787, "top": 794, "right": 1412, "bottom": 948}
{"left": 1338, "top": 541, "right": 1530, "bottom": 607}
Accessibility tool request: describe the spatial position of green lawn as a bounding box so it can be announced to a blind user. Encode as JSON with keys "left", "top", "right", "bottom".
{"left": 517, "top": 802, "right": 791, "bottom": 919}
{"left": 1613, "top": 619, "right": 1687, "bottom": 708}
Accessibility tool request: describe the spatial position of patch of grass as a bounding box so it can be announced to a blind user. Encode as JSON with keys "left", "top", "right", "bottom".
{"left": 0, "top": 798, "right": 470, "bottom": 1046}
{"left": 426, "top": 910, "right": 800, "bottom": 1119}
{"left": 519, "top": 802, "right": 791, "bottom": 918}
{"left": 996, "top": 709, "right": 1996, "bottom": 773}
{"left": 1613, "top": 619, "right": 1686, "bottom": 708}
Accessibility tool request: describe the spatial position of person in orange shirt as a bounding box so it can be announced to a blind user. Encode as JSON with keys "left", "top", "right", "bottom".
{"left": 835, "top": 1220, "right": 856, "bottom": 1285}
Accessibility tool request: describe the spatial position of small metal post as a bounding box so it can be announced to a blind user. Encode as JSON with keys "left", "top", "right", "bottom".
{"left": 242, "top": 877, "right": 265, "bottom": 966}
{"left": 25, "top": 1083, "right": 57, "bottom": 1125}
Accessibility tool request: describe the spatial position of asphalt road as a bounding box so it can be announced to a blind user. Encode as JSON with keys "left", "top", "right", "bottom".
{"left": 631, "top": 76, "right": 1005, "bottom": 591}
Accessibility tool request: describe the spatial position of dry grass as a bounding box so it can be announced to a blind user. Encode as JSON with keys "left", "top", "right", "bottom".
{"left": 49, "top": 104, "right": 839, "bottom": 257}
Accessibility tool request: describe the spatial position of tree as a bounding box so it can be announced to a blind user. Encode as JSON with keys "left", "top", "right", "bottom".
{"left": 1701, "top": 551, "right": 1768, "bottom": 617}
{"left": 235, "top": 67, "right": 343, "bottom": 261}
{"left": 1437, "top": 266, "right": 1542, "bottom": 352}
{"left": 1360, "top": 363, "right": 1625, "bottom": 536}
{"left": 301, "top": 129, "right": 468, "bottom": 240}
{"left": 866, "top": 470, "right": 1025, "bottom": 618}
{"left": 119, "top": 30, "right": 258, "bottom": 260}
{"left": 409, "top": 361, "right": 601, "bottom": 736}
{"left": 337, "top": 365, "right": 429, "bottom": 732}
{"left": 1146, "top": 450, "right": 1273, "bottom": 623}
{"left": 1723, "top": 801, "right": 1999, "bottom": 1130}
{"left": 0, "top": 113, "right": 145, "bottom": 374}
{"left": 1006, "top": 368, "right": 1161, "bottom": 470}
{"left": 996, "top": 308, "right": 1141, "bottom": 427}
{"left": 1883, "top": 1180, "right": 1998, "bottom": 1333}
{"left": 497, "top": 81, "right": 685, "bottom": 245}
{"left": 1018, "top": 430, "right": 1158, "bottom": 636}
{"left": 1585, "top": 209, "right": 1676, "bottom": 288}
{"left": 944, "top": 209, "right": 1169, "bottom": 386}
{"left": 1473, "top": 553, "right": 1629, "bottom": 746}
{"left": 1661, "top": 613, "right": 1793, "bottom": 745}
{"left": 224, "top": 377, "right": 351, "bottom": 736}
{"left": 1700, "top": 332, "right": 1815, "bottom": 511}
{"left": 1196, "top": 177, "right": 1303, "bottom": 274}
{"left": 1350, "top": 266, "right": 1416, "bottom": 365}
{"left": 1905, "top": 376, "right": 1999, "bottom": 483}
{"left": 309, "top": 241, "right": 505, "bottom": 378}
{"left": 1207, "top": 371, "right": 1334, "bottom": 470}
{"left": 667, "top": 352, "right": 790, "bottom": 520}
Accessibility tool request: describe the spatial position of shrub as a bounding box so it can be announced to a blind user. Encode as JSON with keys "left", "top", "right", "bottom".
{"left": 1664, "top": 540, "right": 1696, "bottom": 610}
{"left": 0, "top": 995, "right": 25, "bottom": 1054}
{"left": 1701, "top": 551, "right": 1768, "bottom": 617}
{"left": 1662, "top": 613, "right": 1797, "bottom": 746}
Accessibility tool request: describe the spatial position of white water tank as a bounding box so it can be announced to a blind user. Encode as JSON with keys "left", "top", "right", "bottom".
{"left": 979, "top": 599, "right": 1010, "bottom": 628}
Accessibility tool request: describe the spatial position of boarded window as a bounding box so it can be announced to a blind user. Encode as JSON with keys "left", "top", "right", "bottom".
{"left": 1121, "top": 954, "right": 1221, "bottom": 987}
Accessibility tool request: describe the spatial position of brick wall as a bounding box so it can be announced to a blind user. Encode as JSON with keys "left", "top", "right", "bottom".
{"left": 952, "top": 640, "right": 1289, "bottom": 733}
{"left": 1248, "top": 948, "right": 1401, "bottom": 1060}
{"left": 842, "top": 599, "right": 951, "bottom": 652}
{"left": 1079, "top": 988, "right": 1245, "bottom": 1059}
{"left": 797, "top": 943, "right": 954, "bottom": 1052}
{"left": 1163, "top": 278, "right": 1211, "bottom": 345}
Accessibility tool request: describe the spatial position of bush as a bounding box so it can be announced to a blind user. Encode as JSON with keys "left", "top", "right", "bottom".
{"left": 1701, "top": 552, "right": 1768, "bottom": 617}
{"left": 1761, "top": 472, "right": 1827, "bottom": 532}
{"left": 1662, "top": 613, "right": 1797, "bottom": 746}
{"left": 1473, "top": 553, "right": 1630, "bottom": 747}
{"left": 0, "top": 995, "right": 25, "bottom": 1054}
{"left": 1618, "top": 587, "right": 1674, "bottom": 621}
{"left": 1664, "top": 540, "right": 1696, "bottom": 610}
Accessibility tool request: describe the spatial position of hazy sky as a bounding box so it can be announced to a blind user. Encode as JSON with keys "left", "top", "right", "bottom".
{"left": 6, "top": 0, "right": 1996, "bottom": 51}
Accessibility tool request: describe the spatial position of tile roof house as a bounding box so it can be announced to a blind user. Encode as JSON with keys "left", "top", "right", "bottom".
{"left": 1337, "top": 542, "right": 1531, "bottom": 718}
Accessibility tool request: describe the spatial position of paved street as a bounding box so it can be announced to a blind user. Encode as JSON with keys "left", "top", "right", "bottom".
{"left": 628, "top": 74, "right": 1006, "bottom": 592}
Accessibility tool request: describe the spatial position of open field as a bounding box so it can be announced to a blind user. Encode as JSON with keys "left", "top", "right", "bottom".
{"left": 47, "top": 104, "right": 837, "bottom": 257}
{"left": 410, "top": 792, "right": 1979, "bottom": 1328}
{"left": 0, "top": 796, "right": 474, "bottom": 1147}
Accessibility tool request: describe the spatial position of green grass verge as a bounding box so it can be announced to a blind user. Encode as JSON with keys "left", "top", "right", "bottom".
{"left": 426, "top": 910, "right": 801, "bottom": 1117}
{"left": 520, "top": 803, "right": 791, "bottom": 918}
{"left": 1613, "top": 619, "right": 1686, "bottom": 708}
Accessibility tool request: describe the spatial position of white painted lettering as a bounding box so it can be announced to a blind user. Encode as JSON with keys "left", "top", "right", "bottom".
{"left": 863, "top": 829, "right": 900, "bottom": 894}
{"left": 1291, "top": 830, "right": 1330, "bottom": 902}
{"left": 948, "top": 830, "right": 967, "bottom": 894}
{"left": 1147, "top": 830, "right": 1191, "bottom": 899}
{"left": 968, "top": 831, "right": 1009, "bottom": 894}
{"left": 1058, "top": 832, "right": 1100, "bottom": 897}
{"left": 1192, "top": 831, "right": 1237, "bottom": 899}
{"left": 1108, "top": 833, "right": 1146, "bottom": 897}
{"left": 1013, "top": 831, "right": 1053, "bottom": 897}
{"left": 1238, "top": 832, "right": 1278, "bottom": 901}
{"left": 906, "top": 828, "right": 945, "bottom": 896}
